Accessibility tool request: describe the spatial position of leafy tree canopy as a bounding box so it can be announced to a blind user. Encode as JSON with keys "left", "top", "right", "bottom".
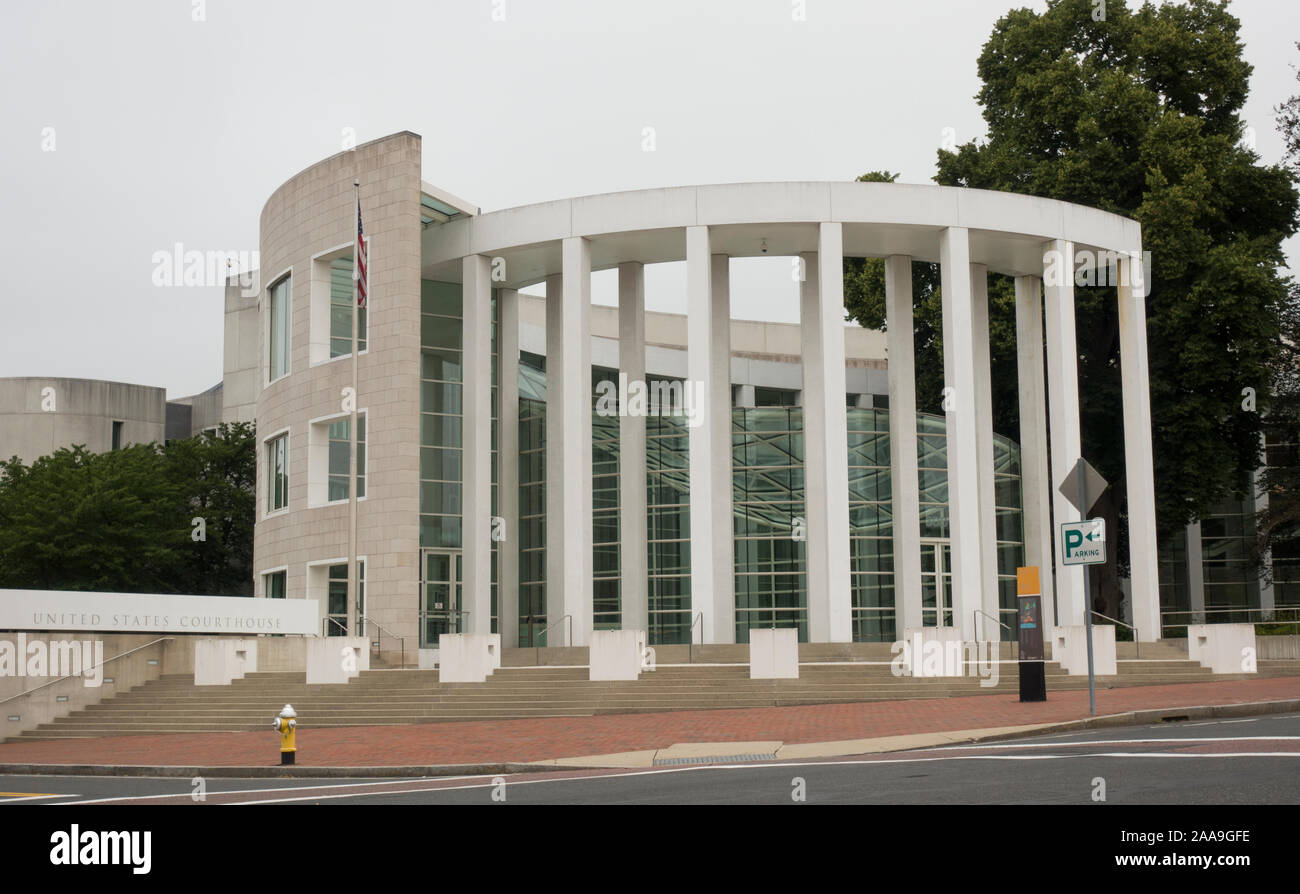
{"left": 846, "top": 0, "right": 1299, "bottom": 544}
{"left": 0, "top": 422, "right": 256, "bottom": 595}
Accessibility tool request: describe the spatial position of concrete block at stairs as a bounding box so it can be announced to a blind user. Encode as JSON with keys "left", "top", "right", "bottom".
{"left": 749, "top": 628, "right": 799, "bottom": 679}
{"left": 589, "top": 629, "right": 647, "bottom": 681}
{"left": 438, "top": 634, "right": 495, "bottom": 683}
{"left": 194, "top": 638, "right": 257, "bottom": 686}
{"left": 1051, "top": 625, "right": 1116, "bottom": 676}
{"left": 306, "top": 637, "right": 369, "bottom": 684}
{"left": 418, "top": 648, "right": 439, "bottom": 669}
{"left": 1187, "top": 624, "right": 1256, "bottom": 674}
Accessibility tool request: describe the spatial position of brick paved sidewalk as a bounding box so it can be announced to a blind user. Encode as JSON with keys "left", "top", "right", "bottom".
{"left": 0, "top": 678, "right": 1296, "bottom": 768}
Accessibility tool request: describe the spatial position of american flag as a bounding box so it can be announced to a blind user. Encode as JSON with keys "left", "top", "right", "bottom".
{"left": 354, "top": 197, "right": 369, "bottom": 309}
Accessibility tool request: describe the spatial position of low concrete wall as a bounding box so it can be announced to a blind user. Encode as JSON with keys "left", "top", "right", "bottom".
{"left": 1257, "top": 635, "right": 1300, "bottom": 660}
{"left": 589, "top": 629, "right": 646, "bottom": 681}
{"left": 1187, "top": 624, "right": 1256, "bottom": 674}
{"left": 750, "top": 628, "right": 799, "bottom": 679}
{"left": 0, "top": 633, "right": 168, "bottom": 740}
{"left": 1052, "top": 625, "right": 1117, "bottom": 676}
{"left": 306, "top": 637, "right": 368, "bottom": 684}
{"left": 194, "top": 638, "right": 259, "bottom": 686}
{"left": 439, "top": 634, "right": 496, "bottom": 683}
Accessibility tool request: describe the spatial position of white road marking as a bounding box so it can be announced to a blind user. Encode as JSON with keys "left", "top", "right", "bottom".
{"left": 210, "top": 753, "right": 1300, "bottom": 803}
{"left": 0, "top": 793, "right": 77, "bottom": 803}
{"left": 56, "top": 774, "right": 484, "bottom": 805}
{"left": 943, "top": 735, "right": 1299, "bottom": 750}
{"left": 35, "top": 724, "right": 1300, "bottom": 804}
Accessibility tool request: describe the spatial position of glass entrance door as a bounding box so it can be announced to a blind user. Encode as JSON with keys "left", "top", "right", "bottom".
{"left": 920, "top": 540, "right": 953, "bottom": 627}
{"left": 420, "top": 549, "right": 462, "bottom": 647}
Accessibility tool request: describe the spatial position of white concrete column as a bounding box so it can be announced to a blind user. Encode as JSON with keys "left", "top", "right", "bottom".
{"left": 1013, "top": 275, "right": 1057, "bottom": 631}
{"left": 544, "top": 238, "right": 594, "bottom": 646}
{"left": 686, "top": 227, "right": 735, "bottom": 644}
{"left": 618, "top": 262, "right": 648, "bottom": 634}
{"left": 800, "top": 224, "right": 853, "bottom": 642}
{"left": 1043, "top": 239, "right": 1085, "bottom": 628}
{"left": 736, "top": 384, "right": 756, "bottom": 408}
{"left": 1117, "top": 251, "right": 1161, "bottom": 641}
{"left": 938, "top": 227, "right": 983, "bottom": 641}
{"left": 1187, "top": 521, "right": 1206, "bottom": 624}
{"left": 885, "top": 255, "right": 922, "bottom": 634}
{"left": 498, "top": 288, "right": 520, "bottom": 646}
{"left": 709, "top": 253, "right": 735, "bottom": 637}
{"left": 970, "top": 263, "right": 1001, "bottom": 634}
{"left": 462, "top": 254, "right": 493, "bottom": 635}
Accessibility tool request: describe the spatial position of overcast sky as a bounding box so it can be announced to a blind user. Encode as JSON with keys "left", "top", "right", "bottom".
{"left": 2, "top": 0, "right": 1297, "bottom": 398}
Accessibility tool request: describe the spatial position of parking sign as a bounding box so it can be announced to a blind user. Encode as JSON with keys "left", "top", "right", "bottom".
{"left": 1061, "top": 518, "right": 1105, "bottom": 566}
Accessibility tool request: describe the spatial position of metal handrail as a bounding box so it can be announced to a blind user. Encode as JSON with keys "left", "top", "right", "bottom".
{"left": 360, "top": 615, "right": 406, "bottom": 668}
{"left": 973, "top": 609, "right": 1016, "bottom": 658}
{"left": 534, "top": 614, "right": 571, "bottom": 666}
{"left": 322, "top": 616, "right": 349, "bottom": 637}
{"left": 688, "top": 611, "right": 703, "bottom": 664}
{"left": 1162, "top": 607, "right": 1299, "bottom": 619}
{"left": 0, "top": 636, "right": 173, "bottom": 706}
{"left": 1091, "top": 610, "right": 1138, "bottom": 659}
{"left": 1160, "top": 606, "right": 1300, "bottom": 636}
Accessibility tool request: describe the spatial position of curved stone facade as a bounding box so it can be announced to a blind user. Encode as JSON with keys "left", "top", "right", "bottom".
{"left": 251, "top": 131, "right": 1160, "bottom": 652}
{"left": 0, "top": 377, "right": 167, "bottom": 464}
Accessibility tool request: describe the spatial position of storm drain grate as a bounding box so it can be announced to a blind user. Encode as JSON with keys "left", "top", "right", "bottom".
{"left": 653, "top": 753, "right": 777, "bottom": 766}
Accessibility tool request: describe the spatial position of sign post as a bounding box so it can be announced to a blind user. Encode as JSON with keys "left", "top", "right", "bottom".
{"left": 1016, "top": 566, "right": 1046, "bottom": 702}
{"left": 1059, "top": 458, "right": 1108, "bottom": 716}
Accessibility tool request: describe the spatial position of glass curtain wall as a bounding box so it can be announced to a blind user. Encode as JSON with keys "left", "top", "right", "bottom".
{"left": 848, "top": 408, "right": 894, "bottom": 641}
{"left": 592, "top": 366, "right": 621, "bottom": 629}
{"left": 419, "top": 280, "right": 499, "bottom": 635}
{"left": 645, "top": 376, "right": 692, "bottom": 644}
{"left": 518, "top": 355, "right": 548, "bottom": 645}
{"left": 733, "top": 406, "right": 807, "bottom": 642}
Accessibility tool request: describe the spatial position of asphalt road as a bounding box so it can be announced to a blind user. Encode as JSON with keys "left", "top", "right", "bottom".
{"left": 2, "top": 713, "right": 1297, "bottom": 805}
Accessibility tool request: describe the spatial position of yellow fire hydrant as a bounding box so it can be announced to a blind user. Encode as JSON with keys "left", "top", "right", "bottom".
{"left": 273, "top": 704, "right": 297, "bottom": 765}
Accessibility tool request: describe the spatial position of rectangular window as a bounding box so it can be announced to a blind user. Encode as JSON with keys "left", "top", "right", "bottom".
{"left": 329, "top": 255, "right": 367, "bottom": 357}
{"left": 267, "top": 433, "right": 289, "bottom": 512}
{"left": 326, "top": 562, "right": 364, "bottom": 635}
{"left": 327, "top": 414, "right": 366, "bottom": 501}
{"left": 269, "top": 275, "right": 291, "bottom": 380}
{"left": 111, "top": 421, "right": 123, "bottom": 450}
{"left": 265, "top": 570, "right": 286, "bottom": 599}
{"left": 754, "top": 387, "right": 797, "bottom": 408}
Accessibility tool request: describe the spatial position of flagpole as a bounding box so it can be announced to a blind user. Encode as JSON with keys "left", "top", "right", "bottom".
{"left": 349, "top": 179, "right": 361, "bottom": 640}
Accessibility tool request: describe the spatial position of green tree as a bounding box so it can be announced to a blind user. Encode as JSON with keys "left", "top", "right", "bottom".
{"left": 164, "top": 422, "right": 257, "bottom": 596}
{"left": 933, "top": 0, "right": 1297, "bottom": 536}
{"left": 0, "top": 445, "right": 189, "bottom": 591}
{"left": 0, "top": 423, "right": 256, "bottom": 595}
{"left": 1257, "top": 46, "right": 1300, "bottom": 580}
{"left": 846, "top": 1, "right": 1298, "bottom": 604}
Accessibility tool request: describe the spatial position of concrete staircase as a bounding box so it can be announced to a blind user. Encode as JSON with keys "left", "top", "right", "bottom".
{"left": 10, "top": 652, "right": 1300, "bottom": 741}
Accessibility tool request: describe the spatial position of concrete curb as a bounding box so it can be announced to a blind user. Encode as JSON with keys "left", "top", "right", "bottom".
{"left": 850, "top": 697, "right": 1300, "bottom": 755}
{"left": 1, "top": 697, "right": 1295, "bottom": 777}
{"left": 956, "top": 697, "right": 1300, "bottom": 743}
{"left": 0, "top": 762, "right": 578, "bottom": 779}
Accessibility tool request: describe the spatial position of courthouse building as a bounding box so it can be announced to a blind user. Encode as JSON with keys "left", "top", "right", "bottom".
{"left": 243, "top": 130, "right": 1165, "bottom": 650}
